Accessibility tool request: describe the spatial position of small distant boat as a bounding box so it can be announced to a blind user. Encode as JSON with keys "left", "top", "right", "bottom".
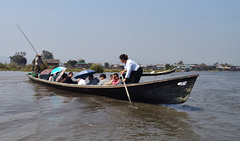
{"left": 141, "top": 68, "right": 176, "bottom": 76}
{"left": 27, "top": 73, "right": 199, "bottom": 104}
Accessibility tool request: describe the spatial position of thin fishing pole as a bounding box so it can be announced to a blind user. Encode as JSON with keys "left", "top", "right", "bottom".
{"left": 16, "top": 24, "right": 38, "bottom": 55}
{"left": 17, "top": 24, "right": 47, "bottom": 68}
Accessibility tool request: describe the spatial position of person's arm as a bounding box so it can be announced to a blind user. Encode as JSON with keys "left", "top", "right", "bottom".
{"left": 120, "top": 63, "right": 127, "bottom": 74}
{"left": 71, "top": 79, "right": 77, "bottom": 84}
{"left": 125, "top": 63, "right": 132, "bottom": 78}
{"left": 122, "top": 63, "right": 132, "bottom": 82}
{"left": 104, "top": 80, "right": 112, "bottom": 85}
{"left": 49, "top": 76, "right": 53, "bottom": 81}
{"left": 60, "top": 78, "right": 66, "bottom": 83}
{"left": 117, "top": 79, "right": 123, "bottom": 85}
{"left": 120, "top": 69, "right": 126, "bottom": 74}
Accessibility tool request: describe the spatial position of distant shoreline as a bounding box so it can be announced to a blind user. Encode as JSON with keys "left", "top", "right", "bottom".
{"left": 1, "top": 68, "right": 240, "bottom": 73}
{"left": 1, "top": 63, "right": 240, "bottom": 72}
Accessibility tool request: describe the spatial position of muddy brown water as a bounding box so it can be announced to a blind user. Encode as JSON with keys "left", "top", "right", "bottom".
{"left": 0, "top": 71, "right": 239, "bottom": 141}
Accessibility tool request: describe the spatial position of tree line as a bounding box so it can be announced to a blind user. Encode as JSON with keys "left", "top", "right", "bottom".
{"left": 7, "top": 51, "right": 237, "bottom": 72}
{"left": 9, "top": 50, "right": 54, "bottom": 66}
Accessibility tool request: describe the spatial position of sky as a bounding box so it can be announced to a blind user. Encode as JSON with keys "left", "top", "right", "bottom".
{"left": 0, "top": 0, "right": 240, "bottom": 65}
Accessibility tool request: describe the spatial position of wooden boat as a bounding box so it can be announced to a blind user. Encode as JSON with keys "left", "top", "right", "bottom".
{"left": 141, "top": 68, "right": 176, "bottom": 76}
{"left": 27, "top": 73, "right": 199, "bottom": 104}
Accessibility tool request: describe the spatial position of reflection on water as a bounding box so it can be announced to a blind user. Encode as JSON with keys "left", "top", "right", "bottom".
{"left": 0, "top": 71, "right": 240, "bottom": 140}
{"left": 165, "top": 104, "right": 204, "bottom": 112}
{"left": 30, "top": 82, "right": 200, "bottom": 140}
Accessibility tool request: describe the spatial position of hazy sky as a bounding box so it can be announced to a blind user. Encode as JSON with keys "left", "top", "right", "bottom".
{"left": 0, "top": 0, "right": 239, "bottom": 65}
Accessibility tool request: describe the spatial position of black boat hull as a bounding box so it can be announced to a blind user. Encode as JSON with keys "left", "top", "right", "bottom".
{"left": 27, "top": 74, "right": 199, "bottom": 104}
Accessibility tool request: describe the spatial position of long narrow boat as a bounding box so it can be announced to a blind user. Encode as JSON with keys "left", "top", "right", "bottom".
{"left": 141, "top": 68, "right": 176, "bottom": 76}
{"left": 27, "top": 74, "right": 199, "bottom": 104}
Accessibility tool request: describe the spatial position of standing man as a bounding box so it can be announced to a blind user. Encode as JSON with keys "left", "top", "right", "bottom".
{"left": 34, "top": 54, "right": 42, "bottom": 75}
{"left": 119, "top": 54, "right": 143, "bottom": 84}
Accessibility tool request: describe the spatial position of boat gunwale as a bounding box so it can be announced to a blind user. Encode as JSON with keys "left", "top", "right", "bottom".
{"left": 141, "top": 68, "right": 176, "bottom": 76}
{"left": 27, "top": 74, "right": 199, "bottom": 89}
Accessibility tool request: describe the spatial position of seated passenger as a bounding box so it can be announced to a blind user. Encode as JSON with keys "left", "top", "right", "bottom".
{"left": 112, "top": 73, "right": 122, "bottom": 85}
{"left": 98, "top": 74, "right": 109, "bottom": 85}
{"left": 78, "top": 78, "right": 86, "bottom": 85}
{"left": 63, "top": 72, "right": 77, "bottom": 84}
{"left": 88, "top": 75, "right": 99, "bottom": 85}
{"left": 59, "top": 73, "right": 68, "bottom": 83}
{"left": 104, "top": 74, "right": 113, "bottom": 85}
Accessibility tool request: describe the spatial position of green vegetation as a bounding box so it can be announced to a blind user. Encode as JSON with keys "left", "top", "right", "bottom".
{"left": 0, "top": 63, "right": 172, "bottom": 73}
{"left": 104, "top": 62, "right": 110, "bottom": 68}
{"left": 41, "top": 50, "right": 54, "bottom": 59}
{"left": 78, "top": 59, "right": 85, "bottom": 63}
{"left": 165, "top": 64, "right": 176, "bottom": 70}
{"left": 0, "top": 63, "right": 7, "bottom": 71}
{"left": 0, "top": 63, "right": 6, "bottom": 68}
{"left": 0, "top": 63, "right": 22, "bottom": 71}
{"left": 66, "top": 68, "right": 84, "bottom": 72}
{"left": 9, "top": 52, "right": 27, "bottom": 66}
{"left": 165, "top": 64, "right": 171, "bottom": 70}
{"left": 2, "top": 54, "right": 238, "bottom": 73}
{"left": 104, "top": 68, "right": 122, "bottom": 72}
{"left": 90, "top": 64, "right": 104, "bottom": 73}
{"left": 64, "top": 60, "right": 78, "bottom": 68}
{"left": 21, "top": 64, "right": 33, "bottom": 72}
{"left": 178, "top": 60, "right": 183, "bottom": 65}
{"left": 0, "top": 63, "right": 48, "bottom": 72}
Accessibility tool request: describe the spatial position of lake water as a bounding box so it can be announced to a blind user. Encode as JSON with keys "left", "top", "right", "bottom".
{"left": 0, "top": 71, "right": 239, "bottom": 141}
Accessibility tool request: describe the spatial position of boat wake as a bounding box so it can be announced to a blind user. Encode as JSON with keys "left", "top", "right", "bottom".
{"left": 162, "top": 104, "right": 204, "bottom": 112}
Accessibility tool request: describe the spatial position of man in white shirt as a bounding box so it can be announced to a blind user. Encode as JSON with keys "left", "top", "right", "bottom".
{"left": 119, "top": 54, "right": 143, "bottom": 84}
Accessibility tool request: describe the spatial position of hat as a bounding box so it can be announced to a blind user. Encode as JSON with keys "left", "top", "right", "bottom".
{"left": 37, "top": 54, "right": 41, "bottom": 57}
